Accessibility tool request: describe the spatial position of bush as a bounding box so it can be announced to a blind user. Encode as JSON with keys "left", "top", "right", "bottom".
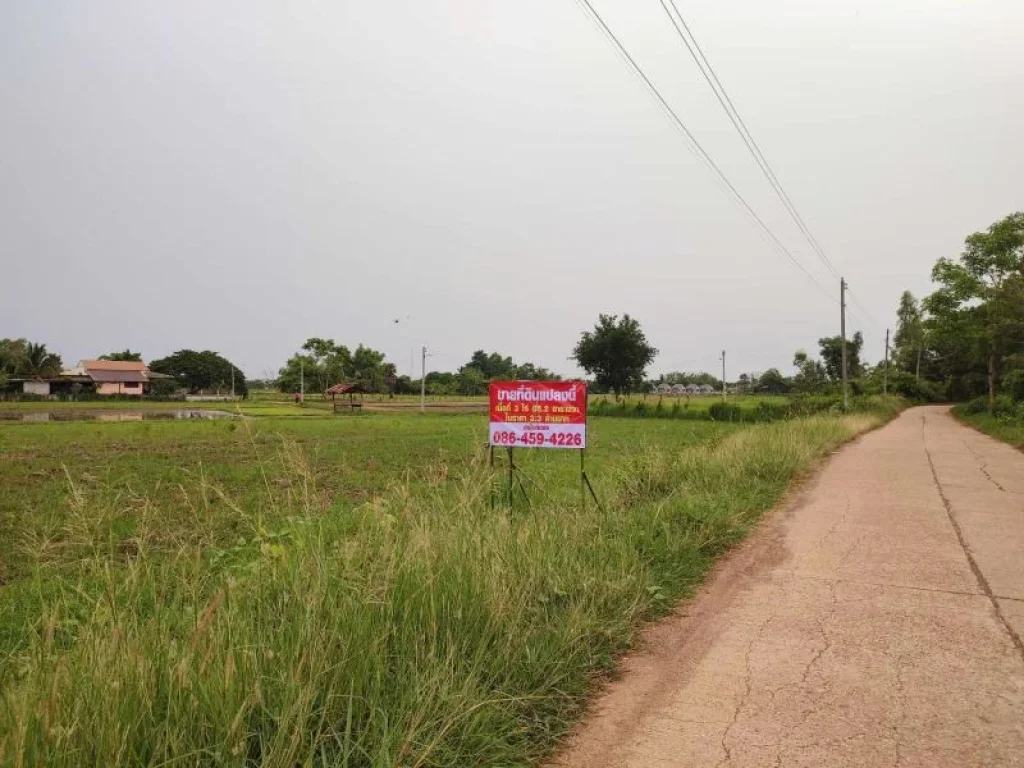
{"left": 756, "top": 400, "right": 790, "bottom": 422}
{"left": 889, "top": 372, "right": 941, "bottom": 402}
{"left": 1002, "top": 369, "right": 1024, "bottom": 402}
{"left": 965, "top": 396, "right": 989, "bottom": 415}
{"left": 992, "top": 395, "right": 1017, "bottom": 417}
{"left": 708, "top": 401, "right": 742, "bottom": 422}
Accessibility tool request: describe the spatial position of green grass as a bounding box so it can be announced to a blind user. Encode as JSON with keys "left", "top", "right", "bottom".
{"left": 0, "top": 416, "right": 738, "bottom": 672}
{"left": 0, "top": 409, "right": 884, "bottom": 766}
{"left": 953, "top": 407, "right": 1024, "bottom": 450}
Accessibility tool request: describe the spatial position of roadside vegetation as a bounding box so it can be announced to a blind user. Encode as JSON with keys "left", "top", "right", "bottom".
{"left": 0, "top": 406, "right": 892, "bottom": 766}
{"left": 953, "top": 396, "right": 1024, "bottom": 450}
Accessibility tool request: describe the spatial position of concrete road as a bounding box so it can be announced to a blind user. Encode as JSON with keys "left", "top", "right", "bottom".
{"left": 556, "top": 407, "right": 1024, "bottom": 767}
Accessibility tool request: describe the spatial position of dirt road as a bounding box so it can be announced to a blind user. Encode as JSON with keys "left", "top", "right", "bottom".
{"left": 555, "top": 406, "right": 1024, "bottom": 767}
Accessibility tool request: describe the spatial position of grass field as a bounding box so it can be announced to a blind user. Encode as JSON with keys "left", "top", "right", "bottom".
{"left": 0, "top": 394, "right": 795, "bottom": 423}
{"left": 0, "top": 404, "right": 895, "bottom": 766}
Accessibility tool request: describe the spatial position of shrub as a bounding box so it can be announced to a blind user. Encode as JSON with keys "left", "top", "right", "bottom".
{"left": 964, "top": 396, "right": 989, "bottom": 415}
{"left": 708, "top": 401, "right": 742, "bottom": 422}
{"left": 889, "top": 372, "right": 941, "bottom": 402}
{"left": 992, "top": 394, "right": 1017, "bottom": 417}
{"left": 1002, "top": 369, "right": 1024, "bottom": 402}
{"left": 756, "top": 401, "right": 790, "bottom": 422}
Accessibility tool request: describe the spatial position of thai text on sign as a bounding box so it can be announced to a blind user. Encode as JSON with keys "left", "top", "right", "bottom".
{"left": 489, "top": 381, "right": 587, "bottom": 449}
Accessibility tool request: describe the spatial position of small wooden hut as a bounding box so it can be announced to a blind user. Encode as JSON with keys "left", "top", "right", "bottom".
{"left": 325, "top": 382, "right": 364, "bottom": 412}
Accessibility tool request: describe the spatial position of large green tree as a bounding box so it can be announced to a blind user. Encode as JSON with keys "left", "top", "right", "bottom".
{"left": 457, "top": 350, "right": 559, "bottom": 382}
{"left": 278, "top": 338, "right": 352, "bottom": 393}
{"left": 351, "top": 344, "right": 387, "bottom": 392}
{"left": 791, "top": 350, "right": 827, "bottom": 394}
{"left": 149, "top": 350, "right": 246, "bottom": 395}
{"left": 757, "top": 368, "right": 789, "bottom": 394}
{"left": 463, "top": 351, "right": 515, "bottom": 380}
{"left": 818, "top": 332, "right": 864, "bottom": 381}
{"left": 924, "top": 212, "right": 1024, "bottom": 408}
{"left": 0, "top": 339, "right": 28, "bottom": 376}
{"left": 277, "top": 339, "right": 391, "bottom": 394}
{"left": 572, "top": 314, "right": 657, "bottom": 396}
{"left": 893, "top": 291, "right": 925, "bottom": 380}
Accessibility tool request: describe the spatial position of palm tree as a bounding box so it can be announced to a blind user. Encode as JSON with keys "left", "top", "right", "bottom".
{"left": 21, "top": 343, "right": 62, "bottom": 377}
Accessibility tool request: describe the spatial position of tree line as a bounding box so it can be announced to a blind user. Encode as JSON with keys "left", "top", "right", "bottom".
{"left": 8, "top": 212, "right": 1018, "bottom": 405}
{"left": 274, "top": 339, "right": 559, "bottom": 397}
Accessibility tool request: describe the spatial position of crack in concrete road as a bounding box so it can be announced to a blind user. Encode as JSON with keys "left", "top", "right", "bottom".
{"left": 715, "top": 608, "right": 779, "bottom": 767}
{"left": 924, "top": 415, "right": 1024, "bottom": 661}
{"left": 553, "top": 407, "right": 1024, "bottom": 767}
{"left": 961, "top": 436, "right": 1006, "bottom": 492}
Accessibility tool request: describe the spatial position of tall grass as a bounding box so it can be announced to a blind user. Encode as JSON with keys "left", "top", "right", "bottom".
{"left": 0, "top": 414, "right": 879, "bottom": 767}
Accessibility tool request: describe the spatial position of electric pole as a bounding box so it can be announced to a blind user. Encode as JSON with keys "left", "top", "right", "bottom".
{"left": 720, "top": 349, "right": 727, "bottom": 401}
{"left": 231, "top": 366, "right": 235, "bottom": 399}
{"left": 883, "top": 328, "right": 890, "bottom": 396}
{"left": 300, "top": 359, "right": 304, "bottom": 402}
{"left": 840, "top": 277, "right": 848, "bottom": 410}
{"left": 420, "top": 345, "right": 427, "bottom": 413}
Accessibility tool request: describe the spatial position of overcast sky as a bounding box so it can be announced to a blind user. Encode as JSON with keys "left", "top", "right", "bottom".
{"left": 3, "top": 1, "right": 1022, "bottom": 379}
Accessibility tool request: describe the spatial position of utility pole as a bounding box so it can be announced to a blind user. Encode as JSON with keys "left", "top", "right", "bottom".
{"left": 840, "top": 277, "right": 848, "bottom": 410}
{"left": 720, "top": 349, "right": 727, "bottom": 401}
{"left": 231, "top": 366, "right": 235, "bottom": 399}
{"left": 883, "top": 328, "right": 890, "bottom": 396}
{"left": 300, "top": 359, "right": 304, "bottom": 402}
{"left": 420, "top": 345, "right": 427, "bottom": 413}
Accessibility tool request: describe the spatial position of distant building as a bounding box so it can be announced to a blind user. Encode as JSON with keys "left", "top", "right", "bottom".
{"left": 66, "top": 360, "right": 171, "bottom": 396}
{"left": 22, "top": 379, "right": 53, "bottom": 396}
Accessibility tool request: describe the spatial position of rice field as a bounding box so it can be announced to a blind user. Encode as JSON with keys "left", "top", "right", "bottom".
{"left": 0, "top": 404, "right": 894, "bottom": 766}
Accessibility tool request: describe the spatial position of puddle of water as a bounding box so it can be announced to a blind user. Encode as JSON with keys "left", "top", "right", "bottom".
{"left": 0, "top": 410, "right": 241, "bottom": 423}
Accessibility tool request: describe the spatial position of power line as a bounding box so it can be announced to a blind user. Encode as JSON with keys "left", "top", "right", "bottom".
{"left": 845, "top": 286, "right": 884, "bottom": 331}
{"left": 572, "top": 0, "right": 835, "bottom": 305}
{"left": 658, "top": 0, "right": 842, "bottom": 281}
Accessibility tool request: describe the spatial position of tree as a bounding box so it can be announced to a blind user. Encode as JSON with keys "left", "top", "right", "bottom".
{"left": 456, "top": 366, "right": 486, "bottom": 396}
{"left": 663, "top": 371, "right": 721, "bottom": 388}
{"left": 99, "top": 349, "right": 143, "bottom": 362}
{"left": 277, "top": 338, "right": 353, "bottom": 393}
{"left": 381, "top": 362, "right": 398, "bottom": 397}
{"left": 149, "top": 350, "right": 247, "bottom": 396}
{"left": 924, "top": 212, "right": 1024, "bottom": 408}
{"left": 458, "top": 350, "right": 559, "bottom": 382}
{"left": 21, "top": 342, "right": 63, "bottom": 377}
{"left": 572, "top": 314, "right": 657, "bottom": 397}
{"left": 757, "top": 368, "right": 789, "bottom": 394}
{"left": 818, "top": 332, "right": 864, "bottom": 381}
{"left": 893, "top": 291, "right": 925, "bottom": 381}
{"left": 462, "top": 350, "right": 515, "bottom": 380}
{"left": 512, "top": 362, "right": 559, "bottom": 381}
{"left": 0, "top": 339, "right": 28, "bottom": 376}
{"left": 351, "top": 344, "right": 387, "bottom": 393}
{"left": 792, "top": 350, "right": 827, "bottom": 394}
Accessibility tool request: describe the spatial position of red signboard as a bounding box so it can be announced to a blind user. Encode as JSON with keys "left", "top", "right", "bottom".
{"left": 489, "top": 381, "right": 587, "bottom": 449}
